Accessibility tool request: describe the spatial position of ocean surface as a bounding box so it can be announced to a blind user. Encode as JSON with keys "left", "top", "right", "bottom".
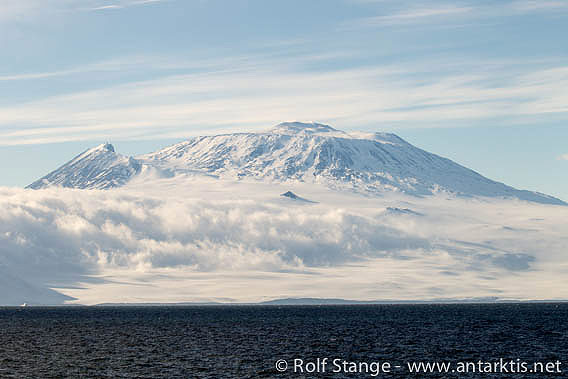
{"left": 0, "top": 304, "right": 566, "bottom": 378}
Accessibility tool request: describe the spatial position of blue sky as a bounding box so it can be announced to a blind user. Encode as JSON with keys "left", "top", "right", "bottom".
{"left": 0, "top": 0, "right": 567, "bottom": 200}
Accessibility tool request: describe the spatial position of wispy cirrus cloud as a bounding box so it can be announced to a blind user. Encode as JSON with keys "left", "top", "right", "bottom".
{"left": 0, "top": 52, "right": 567, "bottom": 146}
{"left": 0, "top": 0, "right": 169, "bottom": 22}
{"left": 0, "top": 0, "right": 45, "bottom": 22}
{"left": 511, "top": 0, "right": 568, "bottom": 12}
{"left": 87, "top": 0, "right": 169, "bottom": 11}
{"left": 352, "top": 5, "right": 473, "bottom": 27}
{"left": 90, "top": 5, "right": 123, "bottom": 11}
{"left": 344, "top": 0, "right": 568, "bottom": 30}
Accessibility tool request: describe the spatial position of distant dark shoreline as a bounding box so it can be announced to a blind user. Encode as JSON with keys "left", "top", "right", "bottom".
{"left": 4, "top": 298, "right": 568, "bottom": 307}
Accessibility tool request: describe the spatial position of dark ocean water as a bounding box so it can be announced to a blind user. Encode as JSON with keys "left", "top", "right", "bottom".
{"left": 0, "top": 304, "right": 566, "bottom": 378}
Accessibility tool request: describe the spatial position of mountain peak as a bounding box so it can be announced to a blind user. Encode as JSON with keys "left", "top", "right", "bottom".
{"left": 27, "top": 142, "right": 141, "bottom": 190}
{"left": 101, "top": 143, "right": 115, "bottom": 153}
{"left": 281, "top": 191, "right": 315, "bottom": 203}
{"left": 91, "top": 143, "right": 115, "bottom": 153}
{"left": 67, "top": 143, "right": 117, "bottom": 165}
{"left": 271, "top": 122, "right": 345, "bottom": 136}
{"left": 26, "top": 123, "right": 566, "bottom": 205}
{"left": 281, "top": 191, "right": 300, "bottom": 199}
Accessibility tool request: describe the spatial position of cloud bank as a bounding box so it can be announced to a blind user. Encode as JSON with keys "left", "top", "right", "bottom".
{"left": 0, "top": 187, "right": 425, "bottom": 275}
{"left": 1, "top": 180, "right": 567, "bottom": 305}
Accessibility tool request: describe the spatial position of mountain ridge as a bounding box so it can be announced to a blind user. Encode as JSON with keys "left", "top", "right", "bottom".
{"left": 28, "top": 142, "right": 142, "bottom": 190}
{"left": 27, "top": 122, "right": 566, "bottom": 205}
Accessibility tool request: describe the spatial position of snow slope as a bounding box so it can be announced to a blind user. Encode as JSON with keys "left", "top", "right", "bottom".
{"left": 28, "top": 143, "right": 143, "bottom": 190}
{"left": 28, "top": 122, "right": 565, "bottom": 205}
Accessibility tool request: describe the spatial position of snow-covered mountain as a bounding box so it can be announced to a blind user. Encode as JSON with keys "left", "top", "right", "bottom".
{"left": 28, "top": 143, "right": 143, "bottom": 190}
{"left": 28, "top": 122, "right": 565, "bottom": 205}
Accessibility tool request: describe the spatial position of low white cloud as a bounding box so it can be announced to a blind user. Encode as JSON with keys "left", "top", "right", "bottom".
{"left": 559, "top": 154, "right": 568, "bottom": 161}
{"left": 0, "top": 186, "right": 426, "bottom": 275}
{"left": 1, "top": 179, "right": 567, "bottom": 305}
